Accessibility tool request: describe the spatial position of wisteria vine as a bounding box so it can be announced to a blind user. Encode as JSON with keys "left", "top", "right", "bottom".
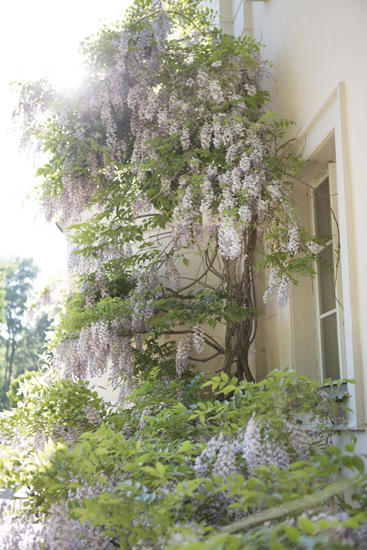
{"left": 14, "top": 0, "right": 328, "bottom": 390}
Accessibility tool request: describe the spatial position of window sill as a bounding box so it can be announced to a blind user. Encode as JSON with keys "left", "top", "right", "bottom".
{"left": 320, "top": 381, "right": 350, "bottom": 401}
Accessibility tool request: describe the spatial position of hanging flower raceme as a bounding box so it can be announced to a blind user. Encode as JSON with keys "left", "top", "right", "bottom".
{"left": 165, "top": 261, "right": 181, "bottom": 292}
{"left": 192, "top": 324, "right": 205, "bottom": 354}
{"left": 218, "top": 217, "right": 242, "bottom": 260}
{"left": 53, "top": 320, "right": 136, "bottom": 386}
{"left": 175, "top": 334, "right": 193, "bottom": 377}
{"left": 194, "top": 413, "right": 311, "bottom": 480}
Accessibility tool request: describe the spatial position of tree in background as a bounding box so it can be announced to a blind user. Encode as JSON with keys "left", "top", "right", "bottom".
{"left": 0, "top": 257, "right": 49, "bottom": 407}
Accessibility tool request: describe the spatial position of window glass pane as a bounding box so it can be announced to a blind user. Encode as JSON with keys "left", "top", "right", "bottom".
{"left": 315, "top": 178, "right": 332, "bottom": 238}
{"left": 321, "top": 312, "right": 340, "bottom": 380}
{"left": 318, "top": 244, "right": 336, "bottom": 314}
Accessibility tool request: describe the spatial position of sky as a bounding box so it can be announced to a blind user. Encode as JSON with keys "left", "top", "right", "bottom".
{"left": 0, "top": 0, "right": 132, "bottom": 289}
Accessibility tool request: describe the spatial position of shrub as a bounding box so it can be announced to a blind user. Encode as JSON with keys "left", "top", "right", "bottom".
{"left": 0, "top": 368, "right": 365, "bottom": 549}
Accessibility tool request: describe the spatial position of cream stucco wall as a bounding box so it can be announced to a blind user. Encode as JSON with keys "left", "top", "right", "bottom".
{"left": 213, "top": 0, "right": 367, "bottom": 449}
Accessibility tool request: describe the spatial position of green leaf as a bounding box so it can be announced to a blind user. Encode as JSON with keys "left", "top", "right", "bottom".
{"left": 45, "top": 483, "right": 64, "bottom": 491}
{"left": 326, "top": 446, "right": 341, "bottom": 456}
{"left": 179, "top": 441, "right": 193, "bottom": 452}
{"left": 95, "top": 447, "right": 110, "bottom": 456}
{"left": 299, "top": 518, "right": 316, "bottom": 535}
{"left": 220, "top": 372, "right": 229, "bottom": 384}
{"left": 156, "top": 462, "right": 166, "bottom": 475}
{"left": 284, "top": 525, "right": 300, "bottom": 542}
{"left": 352, "top": 455, "right": 365, "bottom": 474}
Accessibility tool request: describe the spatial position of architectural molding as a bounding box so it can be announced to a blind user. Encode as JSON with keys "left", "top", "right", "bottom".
{"left": 290, "top": 82, "right": 364, "bottom": 430}
{"left": 291, "top": 87, "right": 338, "bottom": 161}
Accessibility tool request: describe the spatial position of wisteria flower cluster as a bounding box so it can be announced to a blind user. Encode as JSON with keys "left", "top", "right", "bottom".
{"left": 194, "top": 414, "right": 311, "bottom": 478}
{"left": 175, "top": 324, "right": 205, "bottom": 377}
{"left": 48, "top": 267, "right": 164, "bottom": 393}
{"left": 23, "top": 276, "right": 67, "bottom": 329}
{"left": 52, "top": 321, "right": 134, "bottom": 387}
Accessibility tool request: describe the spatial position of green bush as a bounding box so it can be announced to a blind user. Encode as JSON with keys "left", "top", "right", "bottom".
{"left": 0, "top": 368, "right": 366, "bottom": 549}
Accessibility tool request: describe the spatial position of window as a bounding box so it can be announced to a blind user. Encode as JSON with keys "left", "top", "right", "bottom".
{"left": 284, "top": 83, "right": 363, "bottom": 428}
{"left": 313, "top": 163, "right": 345, "bottom": 381}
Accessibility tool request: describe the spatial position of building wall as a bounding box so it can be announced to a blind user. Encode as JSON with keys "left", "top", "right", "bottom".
{"left": 211, "top": 0, "right": 367, "bottom": 451}
{"left": 229, "top": 0, "right": 367, "bottom": 451}
{"left": 255, "top": 0, "right": 367, "bottom": 450}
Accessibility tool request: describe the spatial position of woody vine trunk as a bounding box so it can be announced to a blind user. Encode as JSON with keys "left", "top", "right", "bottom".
{"left": 222, "top": 224, "right": 257, "bottom": 382}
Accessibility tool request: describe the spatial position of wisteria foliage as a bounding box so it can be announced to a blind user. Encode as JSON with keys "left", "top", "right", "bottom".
{"left": 0, "top": 369, "right": 366, "bottom": 549}
{"left": 13, "top": 0, "right": 329, "bottom": 386}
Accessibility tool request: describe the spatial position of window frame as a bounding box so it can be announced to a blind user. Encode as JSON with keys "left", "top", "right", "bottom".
{"left": 312, "top": 164, "right": 346, "bottom": 382}
{"left": 289, "top": 83, "right": 364, "bottom": 430}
